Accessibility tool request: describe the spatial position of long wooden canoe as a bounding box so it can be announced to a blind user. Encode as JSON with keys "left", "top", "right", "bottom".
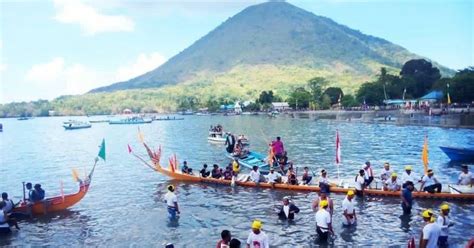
{"left": 135, "top": 151, "right": 474, "bottom": 201}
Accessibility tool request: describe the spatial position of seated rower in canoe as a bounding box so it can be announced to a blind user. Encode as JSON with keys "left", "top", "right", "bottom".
{"left": 380, "top": 162, "right": 392, "bottom": 185}
{"left": 287, "top": 167, "right": 298, "bottom": 185}
{"left": 1, "top": 193, "right": 19, "bottom": 230}
{"left": 383, "top": 173, "right": 401, "bottom": 191}
{"left": 199, "top": 163, "right": 210, "bottom": 177}
{"left": 301, "top": 167, "right": 312, "bottom": 185}
{"left": 420, "top": 169, "right": 442, "bottom": 193}
{"left": 181, "top": 161, "right": 193, "bottom": 175}
{"left": 223, "top": 164, "right": 233, "bottom": 180}
{"left": 211, "top": 164, "right": 223, "bottom": 179}
{"left": 266, "top": 167, "right": 282, "bottom": 186}
{"left": 319, "top": 170, "right": 330, "bottom": 193}
{"left": 458, "top": 165, "right": 473, "bottom": 186}
{"left": 278, "top": 151, "right": 288, "bottom": 172}
{"left": 249, "top": 166, "right": 264, "bottom": 183}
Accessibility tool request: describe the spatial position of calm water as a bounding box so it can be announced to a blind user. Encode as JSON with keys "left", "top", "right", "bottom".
{"left": 0, "top": 115, "right": 473, "bottom": 247}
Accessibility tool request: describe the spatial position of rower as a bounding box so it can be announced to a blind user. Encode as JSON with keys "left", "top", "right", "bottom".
{"left": 286, "top": 167, "right": 297, "bottom": 185}
{"left": 1, "top": 193, "right": 19, "bottom": 230}
{"left": 383, "top": 173, "right": 401, "bottom": 191}
{"left": 33, "top": 184, "right": 45, "bottom": 202}
{"left": 225, "top": 133, "right": 236, "bottom": 154}
{"left": 266, "top": 168, "right": 282, "bottom": 185}
{"left": 419, "top": 209, "right": 441, "bottom": 248}
{"left": 342, "top": 190, "right": 356, "bottom": 226}
{"left": 458, "top": 165, "right": 473, "bottom": 186}
{"left": 362, "top": 161, "right": 374, "bottom": 187}
{"left": 436, "top": 204, "right": 453, "bottom": 247}
{"left": 211, "top": 164, "right": 223, "bottom": 179}
{"left": 318, "top": 169, "right": 330, "bottom": 194}
{"left": 249, "top": 166, "right": 261, "bottom": 183}
{"left": 277, "top": 196, "right": 300, "bottom": 220}
{"left": 232, "top": 159, "right": 240, "bottom": 176}
{"left": 401, "top": 165, "right": 421, "bottom": 188}
{"left": 420, "top": 169, "right": 442, "bottom": 193}
{"left": 278, "top": 151, "right": 288, "bottom": 171}
{"left": 315, "top": 200, "right": 333, "bottom": 243}
{"left": 0, "top": 202, "right": 11, "bottom": 235}
{"left": 380, "top": 162, "right": 392, "bottom": 184}
{"left": 271, "top": 137, "right": 285, "bottom": 159}
{"left": 181, "top": 161, "right": 193, "bottom": 175}
{"left": 301, "top": 167, "right": 312, "bottom": 185}
{"left": 312, "top": 192, "right": 334, "bottom": 216}
{"left": 246, "top": 220, "right": 269, "bottom": 248}
{"left": 223, "top": 164, "right": 233, "bottom": 180}
{"left": 354, "top": 169, "right": 366, "bottom": 197}
{"left": 164, "top": 185, "right": 180, "bottom": 219}
{"left": 401, "top": 181, "right": 415, "bottom": 214}
{"left": 199, "top": 163, "right": 210, "bottom": 177}
{"left": 26, "top": 182, "right": 35, "bottom": 201}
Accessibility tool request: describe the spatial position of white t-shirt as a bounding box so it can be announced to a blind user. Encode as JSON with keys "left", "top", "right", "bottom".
{"left": 421, "top": 175, "right": 438, "bottom": 187}
{"left": 380, "top": 169, "right": 392, "bottom": 181}
{"left": 164, "top": 192, "right": 177, "bottom": 207}
{"left": 355, "top": 175, "right": 365, "bottom": 190}
{"left": 246, "top": 231, "right": 269, "bottom": 248}
{"left": 0, "top": 211, "right": 8, "bottom": 228}
{"left": 2, "top": 200, "right": 13, "bottom": 213}
{"left": 436, "top": 215, "right": 450, "bottom": 237}
{"left": 267, "top": 172, "right": 281, "bottom": 183}
{"left": 364, "top": 166, "right": 374, "bottom": 178}
{"left": 422, "top": 222, "right": 441, "bottom": 248}
{"left": 319, "top": 176, "right": 329, "bottom": 184}
{"left": 315, "top": 209, "right": 331, "bottom": 231}
{"left": 283, "top": 205, "right": 290, "bottom": 218}
{"left": 250, "top": 170, "right": 260, "bottom": 182}
{"left": 401, "top": 171, "right": 419, "bottom": 184}
{"left": 342, "top": 197, "right": 355, "bottom": 214}
{"left": 386, "top": 179, "right": 401, "bottom": 191}
{"left": 459, "top": 172, "right": 473, "bottom": 185}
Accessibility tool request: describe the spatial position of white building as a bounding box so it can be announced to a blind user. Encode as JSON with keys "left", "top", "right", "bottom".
{"left": 271, "top": 102, "right": 290, "bottom": 111}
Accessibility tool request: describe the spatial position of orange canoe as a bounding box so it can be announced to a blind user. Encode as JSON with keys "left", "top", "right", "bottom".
{"left": 135, "top": 153, "right": 474, "bottom": 202}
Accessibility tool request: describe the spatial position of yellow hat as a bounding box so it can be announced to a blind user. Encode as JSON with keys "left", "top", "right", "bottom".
{"left": 320, "top": 200, "right": 329, "bottom": 207}
{"left": 441, "top": 204, "right": 449, "bottom": 211}
{"left": 391, "top": 172, "right": 397, "bottom": 177}
{"left": 347, "top": 190, "right": 355, "bottom": 196}
{"left": 422, "top": 209, "right": 433, "bottom": 218}
{"left": 405, "top": 165, "right": 412, "bottom": 170}
{"left": 251, "top": 220, "right": 262, "bottom": 229}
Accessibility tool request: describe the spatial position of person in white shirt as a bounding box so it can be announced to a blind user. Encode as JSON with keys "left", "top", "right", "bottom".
{"left": 401, "top": 165, "right": 421, "bottom": 187}
{"left": 246, "top": 220, "right": 269, "bottom": 248}
{"left": 315, "top": 200, "right": 333, "bottom": 243}
{"left": 420, "top": 209, "right": 441, "bottom": 248}
{"left": 277, "top": 196, "right": 300, "bottom": 220}
{"left": 383, "top": 173, "right": 401, "bottom": 191}
{"left": 342, "top": 190, "right": 357, "bottom": 226}
{"left": 458, "top": 165, "right": 473, "bottom": 186}
{"left": 164, "top": 185, "right": 180, "bottom": 219}
{"left": 354, "top": 170, "right": 366, "bottom": 197}
{"left": 266, "top": 168, "right": 282, "bottom": 185}
{"left": 420, "top": 169, "right": 442, "bottom": 193}
{"left": 0, "top": 202, "right": 11, "bottom": 235}
{"left": 319, "top": 170, "right": 331, "bottom": 193}
{"left": 436, "top": 204, "right": 453, "bottom": 247}
{"left": 380, "top": 163, "right": 392, "bottom": 183}
{"left": 249, "top": 166, "right": 261, "bottom": 183}
{"left": 363, "top": 161, "right": 374, "bottom": 187}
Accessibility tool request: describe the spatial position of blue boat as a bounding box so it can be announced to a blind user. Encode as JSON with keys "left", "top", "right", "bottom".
{"left": 109, "top": 117, "right": 152, "bottom": 125}
{"left": 226, "top": 151, "right": 271, "bottom": 173}
{"left": 439, "top": 146, "right": 474, "bottom": 162}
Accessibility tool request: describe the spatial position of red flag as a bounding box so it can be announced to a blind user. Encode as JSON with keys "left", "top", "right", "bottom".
{"left": 336, "top": 130, "right": 341, "bottom": 164}
{"left": 127, "top": 144, "right": 132, "bottom": 153}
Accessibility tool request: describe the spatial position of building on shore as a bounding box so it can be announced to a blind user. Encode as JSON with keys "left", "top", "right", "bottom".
{"left": 271, "top": 102, "right": 290, "bottom": 112}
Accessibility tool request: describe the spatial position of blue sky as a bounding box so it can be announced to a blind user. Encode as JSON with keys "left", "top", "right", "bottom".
{"left": 0, "top": 0, "right": 472, "bottom": 103}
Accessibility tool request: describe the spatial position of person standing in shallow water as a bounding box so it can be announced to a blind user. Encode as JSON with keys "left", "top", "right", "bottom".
{"left": 401, "top": 181, "right": 415, "bottom": 214}
{"left": 164, "top": 185, "right": 180, "bottom": 219}
{"left": 246, "top": 220, "right": 269, "bottom": 248}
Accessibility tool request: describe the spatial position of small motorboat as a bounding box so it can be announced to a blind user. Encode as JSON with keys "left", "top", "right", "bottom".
{"left": 63, "top": 120, "right": 92, "bottom": 130}
{"left": 109, "top": 116, "right": 152, "bottom": 125}
{"left": 17, "top": 117, "right": 30, "bottom": 120}
{"left": 226, "top": 151, "right": 270, "bottom": 173}
{"left": 439, "top": 146, "right": 474, "bottom": 162}
{"left": 154, "top": 116, "right": 184, "bottom": 121}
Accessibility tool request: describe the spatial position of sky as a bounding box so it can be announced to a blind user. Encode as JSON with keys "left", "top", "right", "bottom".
{"left": 0, "top": 0, "right": 472, "bottom": 103}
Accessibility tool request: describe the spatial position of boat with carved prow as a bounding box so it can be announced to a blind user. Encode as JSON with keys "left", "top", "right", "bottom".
{"left": 132, "top": 141, "right": 474, "bottom": 202}
{"left": 12, "top": 139, "right": 105, "bottom": 216}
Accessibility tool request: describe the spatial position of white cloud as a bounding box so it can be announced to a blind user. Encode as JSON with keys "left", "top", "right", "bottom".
{"left": 53, "top": 0, "right": 134, "bottom": 36}
{"left": 25, "top": 57, "right": 106, "bottom": 97}
{"left": 115, "top": 52, "right": 167, "bottom": 82}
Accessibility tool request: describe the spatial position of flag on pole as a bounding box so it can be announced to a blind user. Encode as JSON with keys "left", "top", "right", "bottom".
{"left": 127, "top": 144, "right": 132, "bottom": 153}
{"left": 98, "top": 139, "right": 106, "bottom": 161}
{"left": 422, "top": 136, "right": 429, "bottom": 174}
{"left": 336, "top": 130, "right": 341, "bottom": 164}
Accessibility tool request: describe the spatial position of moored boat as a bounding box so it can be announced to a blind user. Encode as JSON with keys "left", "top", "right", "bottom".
{"left": 63, "top": 120, "right": 92, "bottom": 130}
{"left": 440, "top": 146, "right": 474, "bottom": 162}
{"left": 0, "top": 123, "right": 2, "bottom": 132}
{"left": 154, "top": 116, "right": 184, "bottom": 121}
{"left": 17, "top": 117, "right": 30, "bottom": 121}
{"left": 109, "top": 116, "right": 152, "bottom": 125}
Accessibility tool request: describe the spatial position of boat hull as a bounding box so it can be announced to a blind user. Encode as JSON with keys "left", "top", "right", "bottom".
{"left": 13, "top": 182, "right": 90, "bottom": 215}
{"left": 63, "top": 124, "right": 92, "bottom": 130}
{"left": 440, "top": 146, "right": 474, "bottom": 162}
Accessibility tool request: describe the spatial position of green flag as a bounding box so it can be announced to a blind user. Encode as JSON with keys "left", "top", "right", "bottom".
{"left": 98, "top": 139, "right": 106, "bottom": 161}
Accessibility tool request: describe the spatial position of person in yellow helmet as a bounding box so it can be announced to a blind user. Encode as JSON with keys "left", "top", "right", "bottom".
{"left": 383, "top": 173, "right": 401, "bottom": 191}
{"left": 342, "top": 190, "right": 357, "bottom": 226}
{"left": 246, "top": 220, "right": 269, "bottom": 248}
{"left": 315, "top": 200, "right": 333, "bottom": 243}
{"left": 436, "top": 204, "right": 454, "bottom": 247}
{"left": 164, "top": 185, "right": 180, "bottom": 219}
{"left": 401, "top": 165, "right": 421, "bottom": 188}
{"left": 420, "top": 209, "right": 441, "bottom": 248}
